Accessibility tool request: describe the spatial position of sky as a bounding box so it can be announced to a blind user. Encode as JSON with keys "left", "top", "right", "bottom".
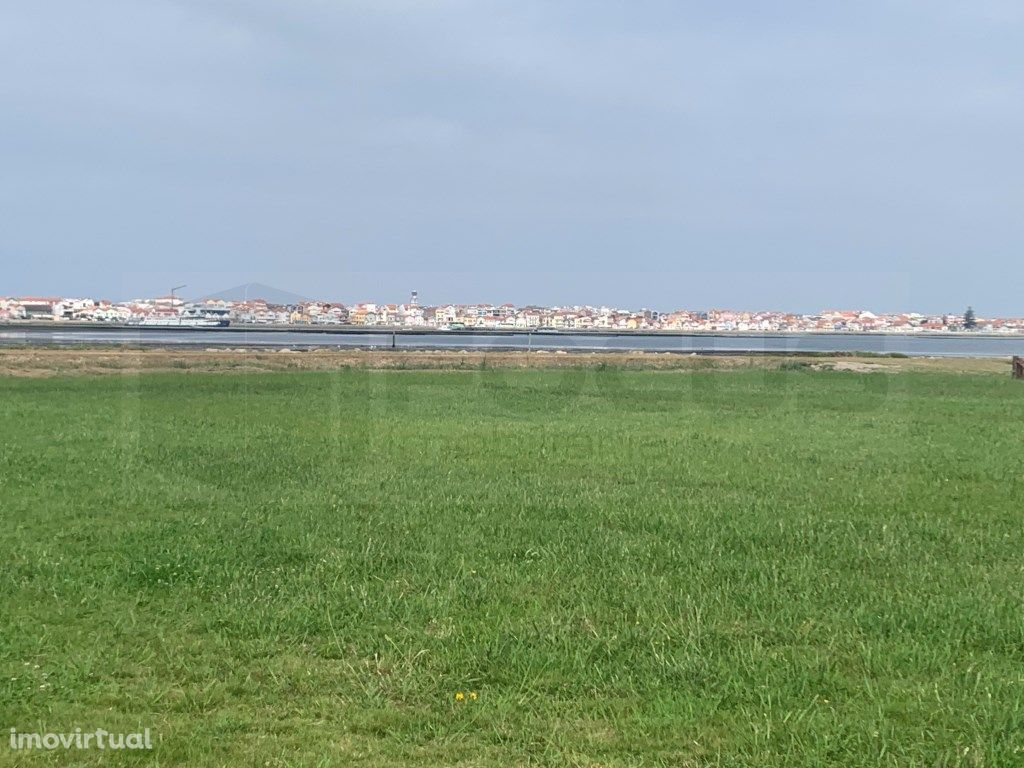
{"left": 2, "top": 1, "right": 1022, "bottom": 314}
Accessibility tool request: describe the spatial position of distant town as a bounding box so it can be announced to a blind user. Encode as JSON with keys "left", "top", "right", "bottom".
{"left": 1, "top": 291, "right": 1019, "bottom": 334}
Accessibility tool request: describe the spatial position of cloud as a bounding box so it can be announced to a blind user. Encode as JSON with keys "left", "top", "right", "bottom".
{"left": 1, "top": 0, "right": 1023, "bottom": 311}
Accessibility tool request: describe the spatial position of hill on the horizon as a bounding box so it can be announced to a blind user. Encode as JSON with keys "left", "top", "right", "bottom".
{"left": 198, "top": 283, "right": 310, "bottom": 305}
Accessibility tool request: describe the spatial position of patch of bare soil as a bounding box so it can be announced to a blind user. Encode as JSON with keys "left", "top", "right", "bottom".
{"left": 813, "top": 361, "right": 891, "bottom": 373}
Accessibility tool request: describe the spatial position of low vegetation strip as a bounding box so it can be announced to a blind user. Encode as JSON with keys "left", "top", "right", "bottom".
{"left": 1, "top": 369, "right": 1022, "bottom": 766}
{"left": 0, "top": 347, "right": 1012, "bottom": 377}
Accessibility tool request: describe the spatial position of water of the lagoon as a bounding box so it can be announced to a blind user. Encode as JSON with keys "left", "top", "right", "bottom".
{"left": 1, "top": 326, "right": 1022, "bottom": 357}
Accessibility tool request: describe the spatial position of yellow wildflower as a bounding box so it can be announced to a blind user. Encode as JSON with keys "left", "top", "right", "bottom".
{"left": 455, "top": 691, "right": 465, "bottom": 701}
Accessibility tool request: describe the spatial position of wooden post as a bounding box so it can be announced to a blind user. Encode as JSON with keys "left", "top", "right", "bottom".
{"left": 1013, "top": 356, "right": 1024, "bottom": 380}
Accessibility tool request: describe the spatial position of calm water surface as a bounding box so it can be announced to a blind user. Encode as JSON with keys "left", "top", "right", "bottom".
{"left": 2, "top": 326, "right": 1023, "bottom": 357}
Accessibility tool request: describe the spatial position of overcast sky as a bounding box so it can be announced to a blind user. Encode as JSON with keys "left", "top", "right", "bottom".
{"left": 2, "top": 1, "right": 1022, "bottom": 313}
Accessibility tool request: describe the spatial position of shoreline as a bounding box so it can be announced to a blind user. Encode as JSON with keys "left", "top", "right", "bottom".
{"left": 0, "top": 319, "right": 1019, "bottom": 339}
{"left": 0, "top": 347, "right": 1012, "bottom": 378}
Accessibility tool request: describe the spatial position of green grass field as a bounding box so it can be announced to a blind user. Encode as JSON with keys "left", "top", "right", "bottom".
{"left": 2, "top": 367, "right": 1023, "bottom": 766}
